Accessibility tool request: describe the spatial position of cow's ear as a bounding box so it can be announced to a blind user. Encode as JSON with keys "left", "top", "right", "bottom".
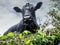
{"left": 13, "top": 7, "right": 22, "bottom": 12}
{"left": 34, "top": 2, "right": 42, "bottom": 11}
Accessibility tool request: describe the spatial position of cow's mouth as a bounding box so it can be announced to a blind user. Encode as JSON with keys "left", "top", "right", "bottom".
{"left": 23, "top": 15, "right": 32, "bottom": 23}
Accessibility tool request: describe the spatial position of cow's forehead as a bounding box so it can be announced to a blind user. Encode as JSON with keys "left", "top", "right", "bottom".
{"left": 22, "top": 4, "right": 34, "bottom": 10}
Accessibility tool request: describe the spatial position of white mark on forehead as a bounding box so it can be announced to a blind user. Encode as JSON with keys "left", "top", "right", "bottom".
{"left": 25, "top": 10, "right": 31, "bottom": 15}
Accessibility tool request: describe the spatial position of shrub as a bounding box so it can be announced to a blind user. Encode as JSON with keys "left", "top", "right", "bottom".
{"left": 0, "top": 30, "right": 60, "bottom": 45}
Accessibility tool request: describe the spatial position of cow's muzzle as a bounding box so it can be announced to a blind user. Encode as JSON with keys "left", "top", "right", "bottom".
{"left": 24, "top": 15, "right": 30, "bottom": 19}
{"left": 24, "top": 15, "right": 32, "bottom": 22}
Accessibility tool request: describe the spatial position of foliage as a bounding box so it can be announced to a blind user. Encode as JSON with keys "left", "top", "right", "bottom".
{"left": 0, "top": 30, "right": 60, "bottom": 45}
{"left": 46, "top": 0, "right": 60, "bottom": 34}
{"left": 49, "top": 0, "right": 60, "bottom": 28}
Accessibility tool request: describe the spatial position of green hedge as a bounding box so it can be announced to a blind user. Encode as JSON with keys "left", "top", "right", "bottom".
{"left": 0, "top": 30, "right": 60, "bottom": 45}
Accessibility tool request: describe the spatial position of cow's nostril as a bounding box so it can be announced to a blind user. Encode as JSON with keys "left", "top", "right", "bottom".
{"left": 24, "top": 19, "right": 26, "bottom": 22}
{"left": 29, "top": 19, "right": 32, "bottom": 20}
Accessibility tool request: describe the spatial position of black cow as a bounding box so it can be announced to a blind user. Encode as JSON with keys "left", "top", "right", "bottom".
{"left": 4, "top": 2, "right": 42, "bottom": 35}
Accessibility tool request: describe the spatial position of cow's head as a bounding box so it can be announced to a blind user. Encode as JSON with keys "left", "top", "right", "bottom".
{"left": 13, "top": 2, "right": 42, "bottom": 24}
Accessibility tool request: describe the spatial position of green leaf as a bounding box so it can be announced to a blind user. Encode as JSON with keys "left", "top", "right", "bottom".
{"left": 51, "top": 35, "right": 56, "bottom": 41}
{"left": 56, "top": 32, "right": 60, "bottom": 37}
{"left": 9, "top": 39, "right": 13, "bottom": 42}
{"left": 30, "top": 42, "right": 33, "bottom": 45}
{"left": 37, "top": 30, "right": 43, "bottom": 35}
{"left": 42, "top": 38, "right": 48, "bottom": 42}
{"left": 26, "top": 38, "right": 31, "bottom": 44}
{"left": 43, "top": 32, "right": 47, "bottom": 38}
{"left": 23, "top": 30, "right": 31, "bottom": 35}
{"left": 19, "top": 33, "right": 24, "bottom": 39}
{"left": 7, "top": 32, "right": 14, "bottom": 37}
{"left": 8, "top": 43, "right": 12, "bottom": 45}
{"left": 0, "top": 36, "right": 7, "bottom": 40}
